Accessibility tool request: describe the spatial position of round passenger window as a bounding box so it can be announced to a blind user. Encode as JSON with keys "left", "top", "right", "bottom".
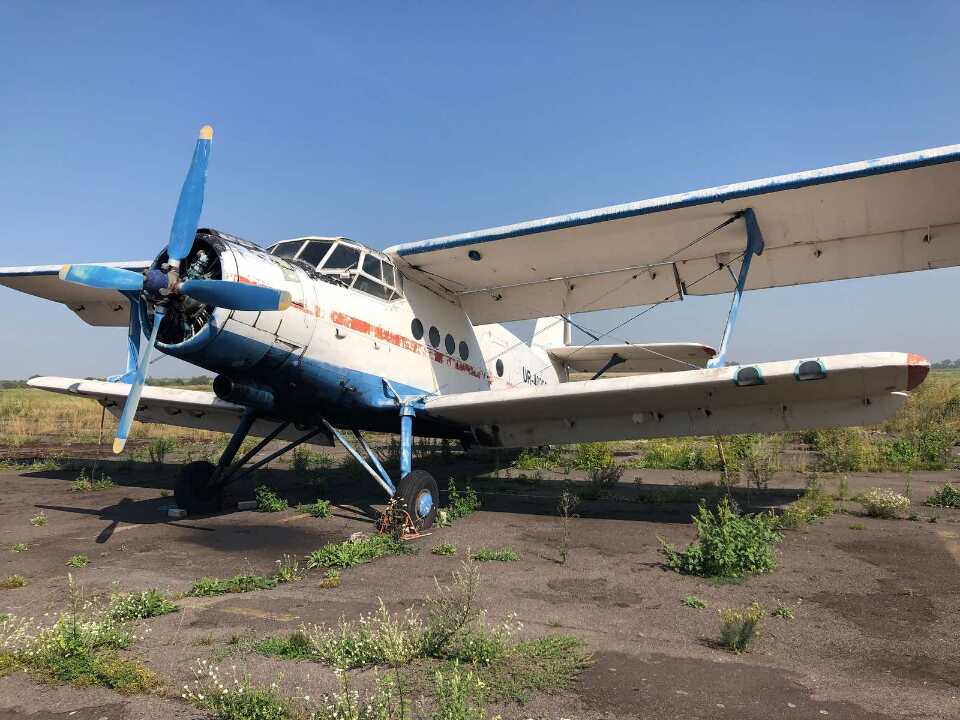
{"left": 429, "top": 326, "right": 441, "bottom": 348}
{"left": 445, "top": 334, "right": 456, "bottom": 355}
{"left": 458, "top": 341, "right": 469, "bottom": 361}
{"left": 411, "top": 318, "right": 424, "bottom": 340}
{"left": 495, "top": 359, "right": 504, "bottom": 377}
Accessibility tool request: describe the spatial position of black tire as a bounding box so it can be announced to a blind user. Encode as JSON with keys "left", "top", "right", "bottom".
{"left": 395, "top": 469, "right": 439, "bottom": 530}
{"left": 174, "top": 461, "right": 223, "bottom": 515}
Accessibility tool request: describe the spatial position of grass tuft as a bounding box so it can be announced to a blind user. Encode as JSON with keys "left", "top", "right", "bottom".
{"left": 470, "top": 547, "right": 520, "bottom": 563}
{"left": 306, "top": 534, "right": 412, "bottom": 570}
{"left": 70, "top": 467, "right": 114, "bottom": 492}
{"left": 108, "top": 590, "right": 178, "bottom": 621}
{"left": 432, "top": 543, "right": 458, "bottom": 556}
{"left": 682, "top": 595, "right": 706, "bottom": 609}
{"left": 66, "top": 555, "right": 89, "bottom": 568}
{"left": 0, "top": 575, "right": 26, "bottom": 589}
{"left": 718, "top": 602, "right": 763, "bottom": 653}
{"left": 254, "top": 485, "right": 288, "bottom": 513}
{"left": 296, "top": 499, "right": 332, "bottom": 518}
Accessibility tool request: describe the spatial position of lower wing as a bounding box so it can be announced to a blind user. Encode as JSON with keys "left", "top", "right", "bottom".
{"left": 26, "top": 377, "right": 333, "bottom": 446}
{"left": 422, "top": 352, "right": 928, "bottom": 447}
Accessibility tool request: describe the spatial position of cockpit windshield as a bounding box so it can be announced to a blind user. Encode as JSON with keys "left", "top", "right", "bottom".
{"left": 268, "top": 237, "right": 403, "bottom": 301}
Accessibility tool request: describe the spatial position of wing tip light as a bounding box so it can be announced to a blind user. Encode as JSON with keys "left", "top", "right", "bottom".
{"left": 906, "top": 353, "right": 930, "bottom": 391}
{"left": 199, "top": 125, "right": 214, "bottom": 140}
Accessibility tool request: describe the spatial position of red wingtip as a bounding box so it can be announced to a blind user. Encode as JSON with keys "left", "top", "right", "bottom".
{"left": 906, "top": 353, "right": 930, "bottom": 390}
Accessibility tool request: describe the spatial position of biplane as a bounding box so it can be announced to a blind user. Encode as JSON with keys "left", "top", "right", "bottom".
{"left": 2, "top": 126, "right": 956, "bottom": 526}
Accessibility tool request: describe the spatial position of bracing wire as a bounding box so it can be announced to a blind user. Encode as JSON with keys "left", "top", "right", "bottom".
{"left": 409, "top": 213, "right": 745, "bottom": 394}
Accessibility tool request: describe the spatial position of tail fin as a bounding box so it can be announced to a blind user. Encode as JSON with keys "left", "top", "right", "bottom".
{"left": 532, "top": 315, "right": 570, "bottom": 348}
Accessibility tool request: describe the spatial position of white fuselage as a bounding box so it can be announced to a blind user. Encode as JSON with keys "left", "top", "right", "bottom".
{"left": 160, "top": 233, "right": 562, "bottom": 436}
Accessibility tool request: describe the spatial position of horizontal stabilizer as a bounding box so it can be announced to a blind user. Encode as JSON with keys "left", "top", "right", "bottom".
{"left": 549, "top": 343, "right": 716, "bottom": 374}
{"left": 423, "top": 352, "right": 929, "bottom": 447}
{"left": 0, "top": 262, "right": 150, "bottom": 326}
{"left": 25, "top": 377, "right": 333, "bottom": 446}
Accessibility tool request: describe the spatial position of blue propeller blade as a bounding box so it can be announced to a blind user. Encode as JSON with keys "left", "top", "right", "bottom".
{"left": 59, "top": 264, "right": 144, "bottom": 292}
{"left": 167, "top": 125, "right": 213, "bottom": 265}
{"left": 179, "top": 278, "right": 292, "bottom": 311}
{"left": 113, "top": 306, "right": 164, "bottom": 454}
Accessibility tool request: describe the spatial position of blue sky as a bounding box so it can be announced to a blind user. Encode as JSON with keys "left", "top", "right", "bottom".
{"left": 1, "top": 1, "right": 958, "bottom": 378}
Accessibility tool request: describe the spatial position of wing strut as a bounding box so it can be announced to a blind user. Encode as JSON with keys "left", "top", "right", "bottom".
{"left": 706, "top": 208, "right": 765, "bottom": 369}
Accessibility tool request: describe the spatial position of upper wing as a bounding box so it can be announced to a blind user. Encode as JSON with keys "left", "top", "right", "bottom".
{"left": 422, "top": 352, "right": 928, "bottom": 447}
{"left": 387, "top": 145, "right": 960, "bottom": 323}
{"left": 548, "top": 342, "right": 716, "bottom": 374}
{"left": 27, "top": 377, "right": 334, "bottom": 446}
{"left": 0, "top": 261, "right": 150, "bottom": 326}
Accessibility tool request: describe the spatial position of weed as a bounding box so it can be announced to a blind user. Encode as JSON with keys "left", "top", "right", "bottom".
{"left": 182, "top": 662, "right": 292, "bottom": 719}
{"left": 635, "top": 439, "right": 723, "bottom": 471}
{"left": 148, "top": 437, "right": 177, "bottom": 464}
{"left": 0, "top": 575, "right": 26, "bottom": 589}
{"left": 254, "top": 485, "right": 288, "bottom": 512}
{"left": 1, "top": 578, "right": 161, "bottom": 692}
{"left": 470, "top": 548, "right": 519, "bottom": 563}
{"left": 253, "top": 630, "right": 315, "bottom": 661}
{"left": 514, "top": 448, "right": 557, "bottom": 472}
{"left": 573, "top": 442, "right": 614, "bottom": 470}
{"left": 682, "top": 595, "right": 707, "bottom": 609}
{"left": 860, "top": 488, "right": 911, "bottom": 519}
{"left": 30, "top": 511, "right": 47, "bottom": 527}
{"left": 811, "top": 427, "right": 867, "bottom": 472}
{"left": 319, "top": 569, "right": 342, "bottom": 589}
{"left": 848, "top": 523, "right": 866, "bottom": 530}
{"left": 296, "top": 499, "right": 332, "bottom": 518}
{"left": 188, "top": 572, "right": 278, "bottom": 597}
{"left": 66, "top": 555, "right": 89, "bottom": 568}
{"left": 431, "top": 662, "right": 487, "bottom": 720}
{"left": 587, "top": 463, "right": 623, "bottom": 491}
{"left": 432, "top": 543, "right": 458, "bottom": 556}
{"left": 291, "top": 446, "right": 333, "bottom": 473}
{"left": 445, "top": 479, "right": 481, "bottom": 521}
{"left": 780, "top": 480, "right": 835, "bottom": 529}
{"left": 273, "top": 554, "right": 304, "bottom": 584}
{"left": 771, "top": 603, "right": 795, "bottom": 620}
{"left": 927, "top": 482, "right": 960, "bottom": 508}
{"left": 70, "top": 467, "right": 114, "bottom": 492}
{"left": 306, "top": 534, "right": 412, "bottom": 570}
{"left": 11, "top": 543, "right": 26, "bottom": 553}
{"left": 108, "top": 590, "right": 178, "bottom": 621}
{"left": 297, "top": 559, "right": 518, "bottom": 671}
{"left": 557, "top": 490, "right": 579, "bottom": 565}
{"left": 729, "top": 434, "right": 782, "bottom": 489}
{"left": 477, "top": 635, "right": 592, "bottom": 703}
{"left": 659, "top": 498, "right": 782, "bottom": 579}
{"left": 718, "top": 602, "right": 763, "bottom": 653}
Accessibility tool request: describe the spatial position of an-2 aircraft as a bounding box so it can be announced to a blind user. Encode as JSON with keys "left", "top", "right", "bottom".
{"left": 2, "top": 126, "right": 958, "bottom": 527}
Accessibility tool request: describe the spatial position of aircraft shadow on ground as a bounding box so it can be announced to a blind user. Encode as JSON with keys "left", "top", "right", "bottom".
{"left": 25, "top": 455, "right": 804, "bottom": 536}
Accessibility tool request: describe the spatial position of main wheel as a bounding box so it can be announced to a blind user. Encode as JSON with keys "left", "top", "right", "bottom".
{"left": 395, "top": 469, "right": 439, "bottom": 530}
{"left": 174, "top": 461, "right": 223, "bottom": 515}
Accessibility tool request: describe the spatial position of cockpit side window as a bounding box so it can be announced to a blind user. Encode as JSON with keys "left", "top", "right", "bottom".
{"left": 362, "top": 254, "right": 383, "bottom": 280}
{"left": 271, "top": 240, "right": 304, "bottom": 258}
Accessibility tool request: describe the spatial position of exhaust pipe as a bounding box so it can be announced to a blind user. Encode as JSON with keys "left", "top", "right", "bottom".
{"left": 213, "top": 375, "right": 275, "bottom": 412}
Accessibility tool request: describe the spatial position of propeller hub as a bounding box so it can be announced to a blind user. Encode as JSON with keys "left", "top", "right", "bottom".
{"left": 144, "top": 268, "right": 171, "bottom": 294}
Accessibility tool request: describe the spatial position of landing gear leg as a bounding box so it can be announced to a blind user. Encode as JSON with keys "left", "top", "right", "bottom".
{"left": 174, "top": 408, "right": 257, "bottom": 515}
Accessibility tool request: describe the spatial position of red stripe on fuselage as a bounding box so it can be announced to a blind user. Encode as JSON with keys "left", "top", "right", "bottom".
{"left": 330, "top": 311, "right": 486, "bottom": 381}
